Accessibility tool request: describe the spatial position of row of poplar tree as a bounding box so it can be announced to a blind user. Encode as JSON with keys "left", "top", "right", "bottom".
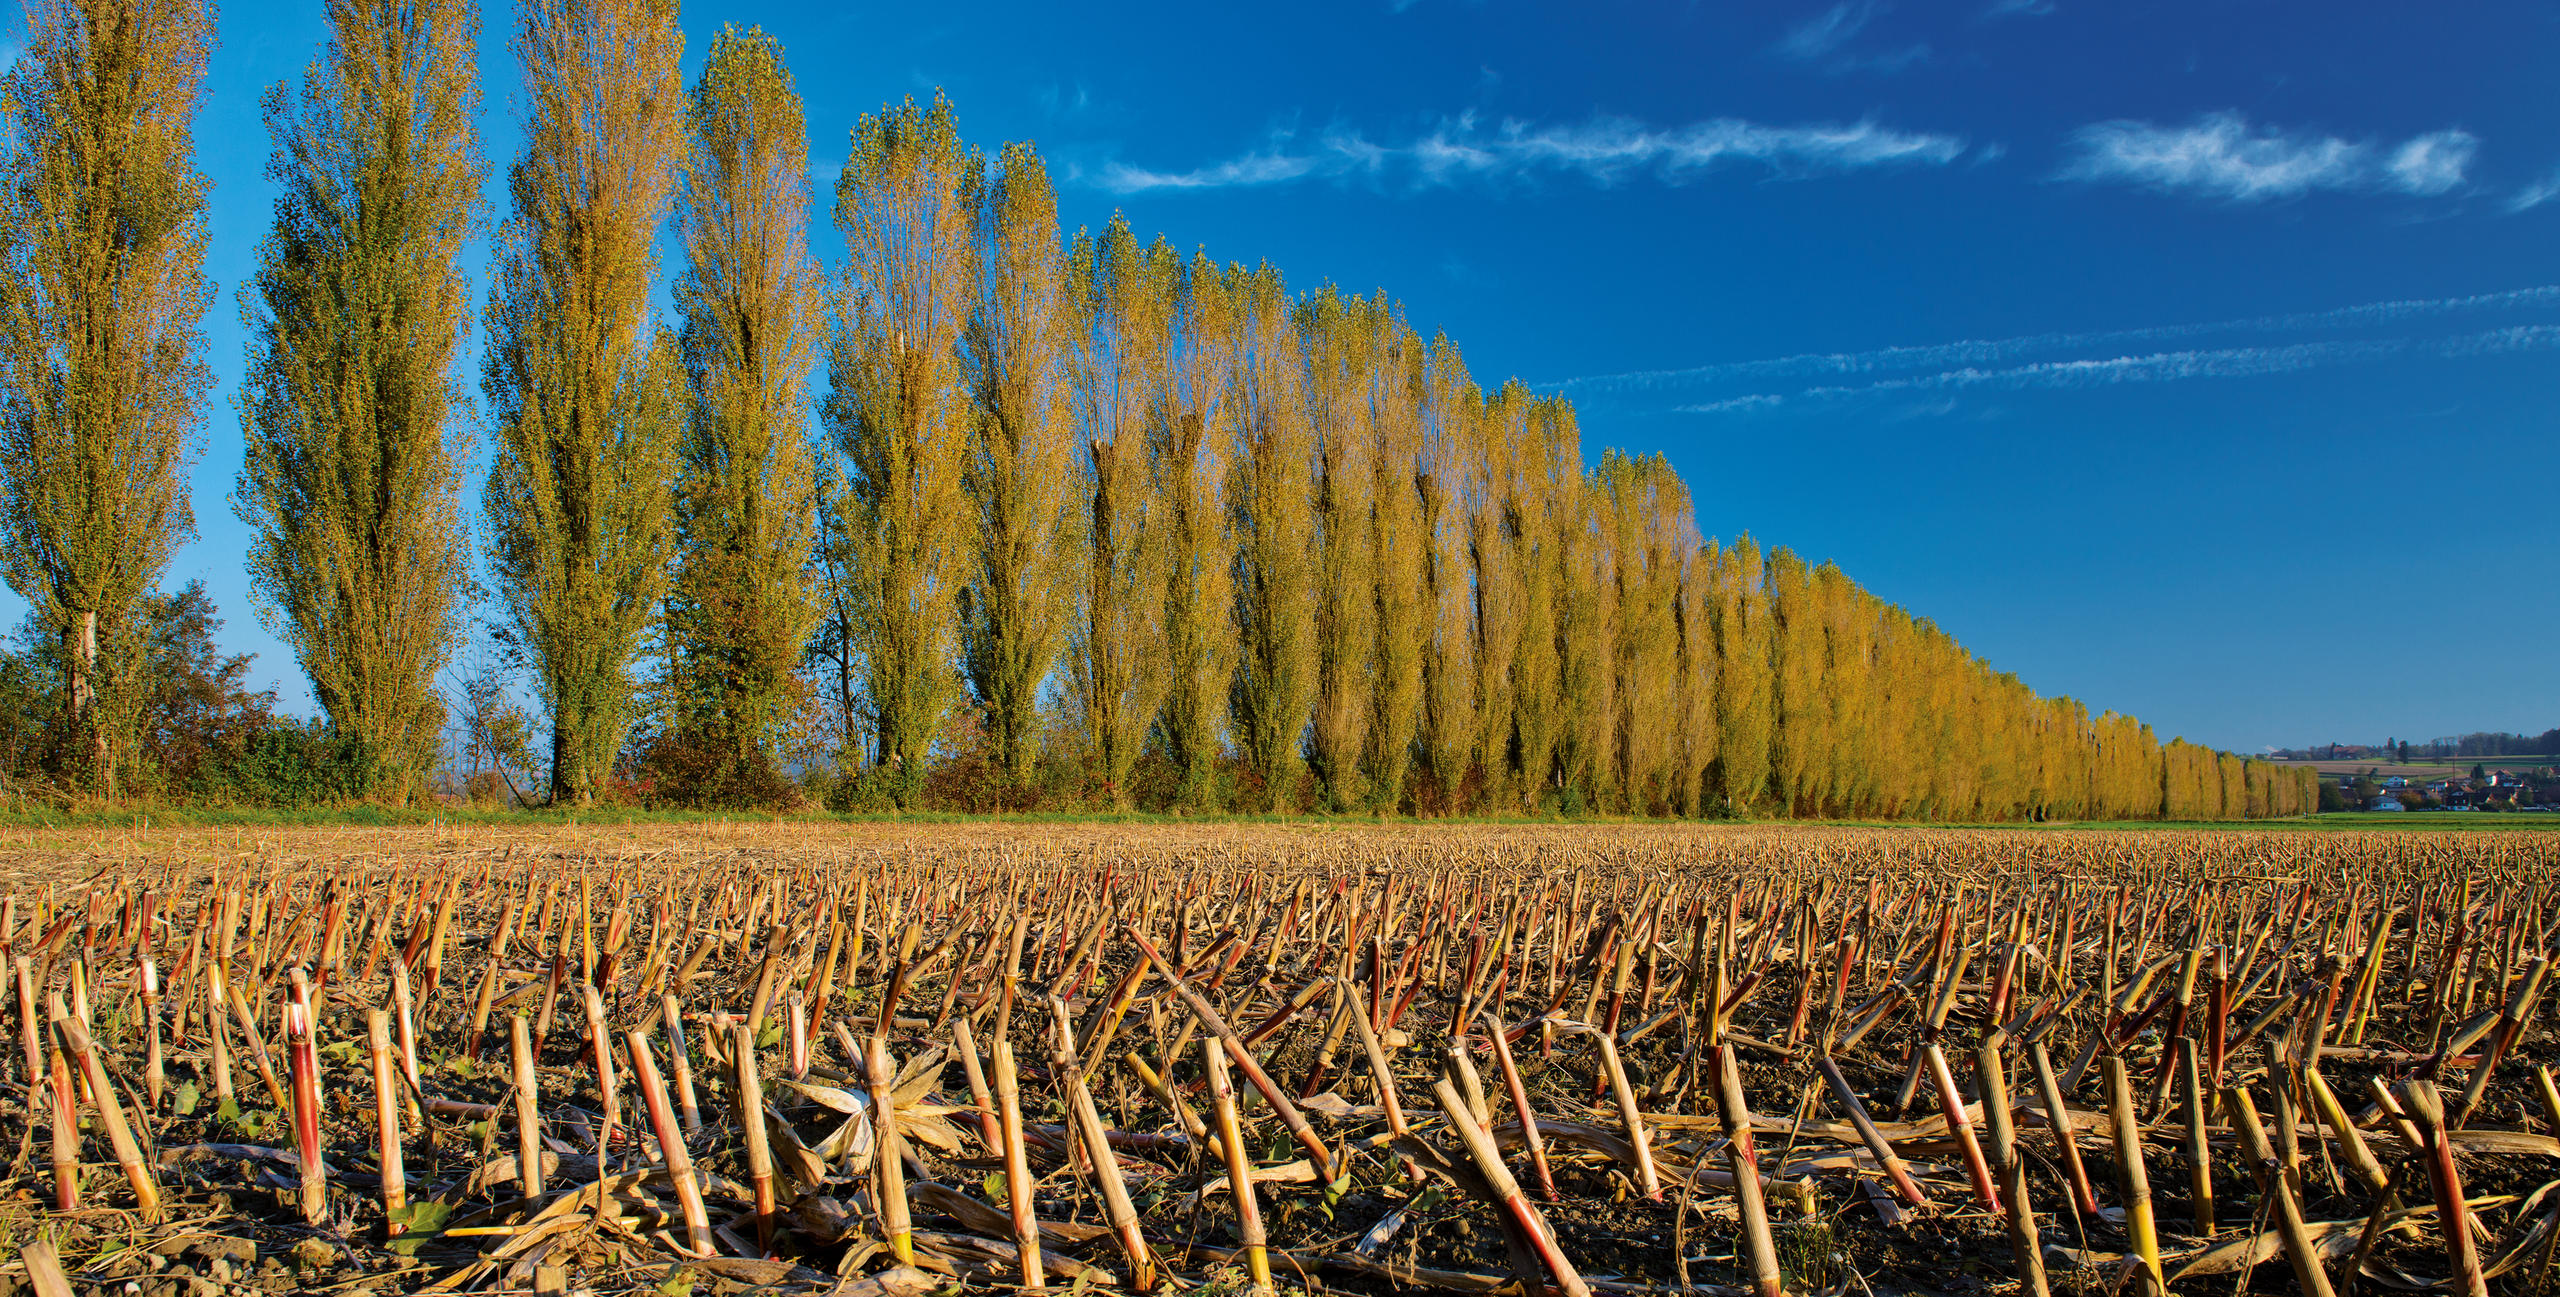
{"left": 0, "top": 0, "right": 2317, "bottom": 818}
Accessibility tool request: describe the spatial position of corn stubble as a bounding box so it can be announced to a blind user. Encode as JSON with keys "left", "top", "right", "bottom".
{"left": 0, "top": 819, "right": 2554, "bottom": 1296}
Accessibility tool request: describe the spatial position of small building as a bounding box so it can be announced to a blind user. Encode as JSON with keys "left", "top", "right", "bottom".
{"left": 2373, "top": 797, "right": 2406, "bottom": 812}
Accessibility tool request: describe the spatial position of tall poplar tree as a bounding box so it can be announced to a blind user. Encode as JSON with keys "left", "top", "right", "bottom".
{"left": 1412, "top": 336, "right": 1477, "bottom": 811}
{"left": 1766, "top": 548, "right": 1824, "bottom": 815}
{"left": 1817, "top": 561, "right": 1874, "bottom": 814}
{"left": 1469, "top": 382, "right": 1531, "bottom": 806}
{"left": 1710, "top": 535, "right": 1774, "bottom": 813}
{"left": 1225, "top": 263, "right": 1314, "bottom": 810}
{"left": 1360, "top": 302, "right": 1427, "bottom": 811}
{"left": 239, "top": 0, "right": 482, "bottom": 798}
{"left": 1671, "top": 537, "right": 1716, "bottom": 815}
{"left": 0, "top": 0, "right": 215, "bottom": 794}
{"left": 482, "top": 0, "right": 687, "bottom": 804}
{"left": 1064, "top": 216, "right": 1168, "bottom": 805}
{"left": 1539, "top": 401, "right": 1603, "bottom": 808}
{"left": 1299, "top": 288, "right": 1372, "bottom": 809}
{"left": 667, "top": 27, "right": 822, "bottom": 799}
{"left": 824, "top": 94, "right": 974, "bottom": 807}
{"left": 958, "top": 142, "right": 1075, "bottom": 790}
{"left": 1150, "top": 246, "right": 1233, "bottom": 807}
{"left": 1602, "top": 452, "right": 1684, "bottom": 812}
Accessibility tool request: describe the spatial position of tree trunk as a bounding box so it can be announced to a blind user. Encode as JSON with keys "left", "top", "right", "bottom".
{"left": 66, "top": 610, "right": 110, "bottom": 797}
{"left": 551, "top": 717, "right": 582, "bottom": 806}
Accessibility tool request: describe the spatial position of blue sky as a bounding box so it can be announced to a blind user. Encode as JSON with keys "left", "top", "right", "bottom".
{"left": 22, "top": 0, "right": 2559, "bottom": 755}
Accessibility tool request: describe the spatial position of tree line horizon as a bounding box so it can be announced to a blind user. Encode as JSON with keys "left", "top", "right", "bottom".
{"left": 0, "top": 0, "right": 2318, "bottom": 820}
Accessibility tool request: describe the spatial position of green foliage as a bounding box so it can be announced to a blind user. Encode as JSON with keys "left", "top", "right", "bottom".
{"left": 823, "top": 92, "right": 976, "bottom": 809}
{"left": 957, "top": 141, "right": 1078, "bottom": 792}
{"left": 1226, "top": 265, "right": 1315, "bottom": 812}
{"left": 215, "top": 722, "right": 383, "bottom": 808}
{"left": 0, "top": 583, "right": 402, "bottom": 807}
{"left": 481, "top": 0, "right": 687, "bottom": 806}
{"left": 663, "top": 27, "right": 825, "bottom": 808}
{"left": 387, "top": 1200, "right": 454, "bottom": 1255}
{"left": 1151, "top": 248, "right": 1238, "bottom": 811}
{"left": 235, "top": 0, "right": 481, "bottom": 798}
{"left": 0, "top": 0, "right": 216, "bottom": 799}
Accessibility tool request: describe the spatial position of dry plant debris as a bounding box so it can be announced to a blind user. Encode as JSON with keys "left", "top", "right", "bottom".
{"left": 0, "top": 820, "right": 2555, "bottom": 1297}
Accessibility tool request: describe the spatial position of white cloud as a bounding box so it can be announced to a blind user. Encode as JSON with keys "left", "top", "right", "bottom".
{"left": 2059, "top": 112, "right": 2478, "bottom": 202}
{"left": 1773, "top": 2, "right": 1928, "bottom": 74}
{"left": 1092, "top": 113, "right": 1968, "bottom": 196}
{"left": 2507, "top": 168, "right": 2560, "bottom": 213}
{"left": 1777, "top": 1, "right": 1881, "bottom": 60}
{"left": 1096, "top": 150, "right": 1319, "bottom": 193}
{"left": 1562, "top": 284, "right": 2560, "bottom": 397}
{"left": 1672, "top": 324, "right": 2560, "bottom": 416}
{"left": 1674, "top": 394, "right": 1787, "bottom": 414}
{"left": 2386, "top": 131, "right": 2479, "bottom": 196}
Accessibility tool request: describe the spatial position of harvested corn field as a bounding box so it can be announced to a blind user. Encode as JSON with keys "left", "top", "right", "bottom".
{"left": 1, "top": 821, "right": 2557, "bottom": 1296}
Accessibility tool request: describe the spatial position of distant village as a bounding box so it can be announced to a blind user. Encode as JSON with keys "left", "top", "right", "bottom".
{"left": 2344, "top": 767, "right": 2555, "bottom": 813}
{"left": 2271, "top": 731, "right": 2560, "bottom": 813}
{"left": 2275, "top": 754, "right": 2555, "bottom": 813}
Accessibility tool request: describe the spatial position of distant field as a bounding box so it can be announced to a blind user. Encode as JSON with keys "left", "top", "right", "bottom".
{"left": 2055, "top": 811, "right": 2557, "bottom": 831}
{"left": 2273, "top": 757, "right": 2557, "bottom": 781}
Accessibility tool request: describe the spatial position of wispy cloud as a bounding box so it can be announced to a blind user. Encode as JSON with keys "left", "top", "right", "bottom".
{"left": 1777, "top": 1, "right": 1881, "bottom": 59}
{"left": 1774, "top": 2, "right": 1930, "bottom": 73}
{"left": 2384, "top": 132, "right": 2480, "bottom": 195}
{"left": 1672, "top": 325, "right": 2560, "bottom": 413}
{"left": 2509, "top": 167, "right": 2560, "bottom": 213}
{"left": 1093, "top": 112, "right": 1969, "bottom": 195}
{"left": 1099, "top": 149, "right": 1321, "bottom": 193}
{"left": 2059, "top": 112, "right": 2478, "bottom": 201}
{"left": 1034, "top": 82, "right": 1092, "bottom": 118}
{"left": 1560, "top": 284, "right": 2560, "bottom": 398}
{"left": 1982, "top": 0, "right": 2053, "bottom": 18}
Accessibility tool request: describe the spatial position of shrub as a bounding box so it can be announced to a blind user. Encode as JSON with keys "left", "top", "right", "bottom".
{"left": 205, "top": 720, "right": 382, "bottom": 808}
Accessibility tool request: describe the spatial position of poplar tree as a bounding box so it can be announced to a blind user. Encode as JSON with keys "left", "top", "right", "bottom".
{"left": 1765, "top": 549, "right": 1823, "bottom": 816}
{"left": 958, "top": 142, "right": 1076, "bottom": 790}
{"left": 1064, "top": 217, "right": 1168, "bottom": 805}
{"left": 667, "top": 27, "right": 822, "bottom": 798}
{"left": 1469, "top": 382, "right": 1531, "bottom": 806}
{"left": 1361, "top": 300, "right": 1427, "bottom": 810}
{"left": 1672, "top": 537, "right": 1716, "bottom": 815}
{"left": 1817, "top": 561, "right": 1873, "bottom": 814}
{"left": 1541, "top": 402, "right": 1605, "bottom": 809}
{"left": 1225, "top": 263, "right": 1314, "bottom": 810}
{"left": 1412, "top": 337, "right": 1477, "bottom": 812}
{"left": 1602, "top": 452, "right": 1685, "bottom": 812}
{"left": 1504, "top": 394, "right": 1561, "bottom": 807}
{"left": 240, "top": 0, "right": 481, "bottom": 799}
{"left": 1299, "top": 288, "right": 1372, "bottom": 809}
{"left": 0, "top": 0, "right": 215, "bottom": 795}
{"left": 824, "top": 93, "right": 975, "bottom": 807}
{"left": 1151, "top": 246, "right": 1233, "bottom": 808}
{"left": 1710, "top": 536, "right": 1774, "bottom": 813}
{"left": 483, "top": 0, "right": 686, "bottom": 805}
